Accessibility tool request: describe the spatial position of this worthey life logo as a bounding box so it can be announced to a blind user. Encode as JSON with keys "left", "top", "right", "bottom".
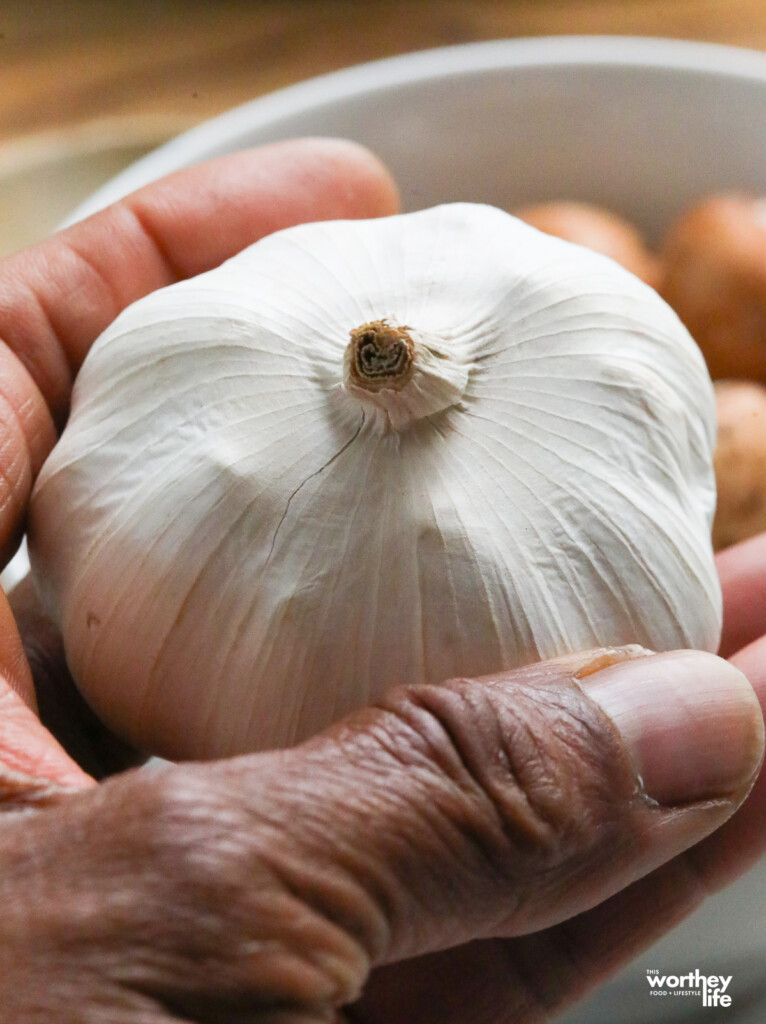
{"left": 646, "top": 969, "right": 732, "bottom": 1007}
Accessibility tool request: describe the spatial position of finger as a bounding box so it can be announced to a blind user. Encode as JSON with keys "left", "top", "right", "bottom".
{"left": 8, "top": 575, "right": 145, "bottom": 780}
{"left": 350, "top": 851, "right": 717, "bottom": 1024}
{"left": 0, "top": 586, "right": 92, "bottom": 794}
{"left": 686, "top": 633, "right": 766, "bottom": 881}
{"left": 716, "top": 531, "right": 766, "bottom": 657}
{"left": 0, "top": 138, "right": 399, "bottom": 565}
{"left": 186, "top": 646, "right": 761, "bottom": 1003}
{"left": 6, "top": 647, "right": 759, "bottom": 1022}
{"left": 355, "top": 779, "right": 766, "bottom": 1024}
{"left": 354, "top": 640, "right": 766, "bottom": 1024}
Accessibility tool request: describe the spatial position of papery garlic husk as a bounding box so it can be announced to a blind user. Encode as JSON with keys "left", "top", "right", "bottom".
{"left": 28, "top": 203, "right": 721, "bottom": 760}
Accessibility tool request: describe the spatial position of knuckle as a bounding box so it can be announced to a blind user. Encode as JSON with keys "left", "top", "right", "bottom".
{"left": 376, "top": 671, "right": 633, "bottom": 873}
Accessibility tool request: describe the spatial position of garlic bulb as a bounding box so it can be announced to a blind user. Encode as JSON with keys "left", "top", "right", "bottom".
{"left": 28, "top": 203, "right": 721, "bottom": 760}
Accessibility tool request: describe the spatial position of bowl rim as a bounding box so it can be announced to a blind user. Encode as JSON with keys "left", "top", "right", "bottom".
{"left": 65, "top": 34, "right": 766, "bottom": 224}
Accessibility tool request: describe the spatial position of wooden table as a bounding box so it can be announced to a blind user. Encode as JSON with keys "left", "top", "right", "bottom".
{"left": 3, "top": 0, "right": 766, "bottom": 143}
{"left": 0, "top": 0, "right": 764, "bottom": 256}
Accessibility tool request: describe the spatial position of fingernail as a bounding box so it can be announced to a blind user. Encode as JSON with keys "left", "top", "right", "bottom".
{"left": 581, "top": 650, "right": 765, "bottom": 805}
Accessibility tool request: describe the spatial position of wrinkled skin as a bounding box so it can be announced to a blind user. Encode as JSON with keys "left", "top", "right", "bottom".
{"left": 0, "top": 658, "right": 638, "bottom": 1022}
{"left": 1, "top": 621, "right": 765, "bottom": 1024}
{"left": 0, "top": 141, "right": 764, "bottom": 1023}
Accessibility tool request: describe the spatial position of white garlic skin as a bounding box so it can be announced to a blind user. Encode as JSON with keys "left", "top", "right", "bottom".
{"left": 28, "top": 204, "right": 721, "bottom": 760}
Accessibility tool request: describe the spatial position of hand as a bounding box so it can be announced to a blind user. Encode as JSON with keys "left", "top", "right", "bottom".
{"left": 0, "top": 141, "right": 763, "bottom": 1023}
{"left": 5, "top": 570, "right": 766, "bottom": 1024}
{"left": 0, "top": 638, "right": 762, "bottom": 1022}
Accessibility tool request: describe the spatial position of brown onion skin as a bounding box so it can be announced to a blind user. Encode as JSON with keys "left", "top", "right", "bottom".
{"left": 713, "top": 380, "right": 766, "bottom": 551}
{"left": 660, "top": 195, "right": 766, "bottom": 383}
{"left": 515, "top": 201, "right": 660, "bottom": 288}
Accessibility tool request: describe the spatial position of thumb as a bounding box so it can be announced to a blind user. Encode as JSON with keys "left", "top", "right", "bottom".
{"left": 210, "top": 646, "right": 763, "bottom": 977}
{"left": 27, "top": 645, "right": 761, "bottom": 1019}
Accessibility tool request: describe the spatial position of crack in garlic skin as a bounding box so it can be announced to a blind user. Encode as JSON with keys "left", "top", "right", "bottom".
{"left": 265, "top": 412, "right": 366, "bottom": 567}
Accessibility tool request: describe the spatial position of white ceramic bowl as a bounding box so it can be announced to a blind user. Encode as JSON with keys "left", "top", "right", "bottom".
{"left": 51, "top": 35, "right": 766, "bottom": 1023}
{"left": 68, "top": 34, "right": 766, "bottom": 243}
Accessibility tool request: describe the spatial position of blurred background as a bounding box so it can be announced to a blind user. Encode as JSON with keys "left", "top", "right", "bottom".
{"left": 2, "top": 0, "right": 766, "bottom": 255}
